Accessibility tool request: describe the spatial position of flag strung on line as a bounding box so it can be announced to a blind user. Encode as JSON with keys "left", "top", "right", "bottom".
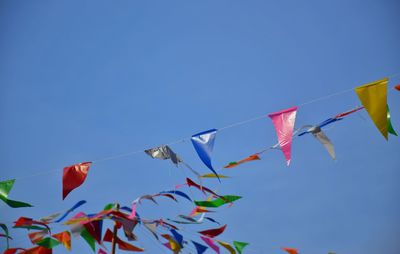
{"left": 0, "top": 179, "right": 33, "bottom": 208}
{"left": 191, "top": 129, "right": 220, "bottom": 180}
{"left": 355, "top": 78, "right": 388, "bottom": 139}
{"left": 62, "top": 162, "right": 92, "bottom": 200}
{"left": 268, "top": 106, "right": 298, "bottom": 165}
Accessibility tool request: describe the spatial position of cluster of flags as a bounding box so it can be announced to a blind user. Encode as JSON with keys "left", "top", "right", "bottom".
{"left": 0, "top": 77, "right": 398, "bottom": 253}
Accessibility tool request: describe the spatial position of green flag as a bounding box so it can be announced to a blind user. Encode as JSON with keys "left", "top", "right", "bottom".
{"left": 194, "top": 195, "right": 242, "bottom": 208}
{"left": 233, "top": 241, "right": 249, "bottom": 254}
{"left": 81, "top": 228, "right": 96, "bottom": 252}
{"left": 388, "top": 105, "right": 397, "bottom": 136}
{"left": 0, "top": 179, "right": 33, "bottom": 208}
{"left": 36, "top": 237, "right": 61, "bottom": 249}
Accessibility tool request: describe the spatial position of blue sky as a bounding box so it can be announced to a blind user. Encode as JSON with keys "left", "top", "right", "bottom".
{"left": 1, "top": 1, "right": 399, "bottom": 253}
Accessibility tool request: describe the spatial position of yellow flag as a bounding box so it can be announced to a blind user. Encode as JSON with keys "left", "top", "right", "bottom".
{"left": 217, "top": 240, "right": 237, "bottom": 254}
{"left": 355, "top": 78, "right": 388, "bottom": 139}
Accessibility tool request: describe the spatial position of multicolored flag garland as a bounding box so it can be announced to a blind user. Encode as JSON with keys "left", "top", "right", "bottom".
{"left": 0, "top": 179, "right": 33, "bottom": 208}
{"left": 355, "top": 78, "right": 388, "bottom": 139}
{"left": 268, "top": 106, "right": 298, "bottom": 165}
{"left": 191, "top": 129, "right": 219, "bottom": 179}
{"left": 62, "top": 162, "right": 92, "bottom": 200}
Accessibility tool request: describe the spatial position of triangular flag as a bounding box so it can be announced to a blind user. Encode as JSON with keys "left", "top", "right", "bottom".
{"left": 233, "top": 241, "right": 249, "bottom": 254}
{"left": 282, "top": 247, "right": 298, "bottom": 254}
{"left": 144, "top": 145, "right": 182, "bottom": 166}
{"left": 0, "top": 223, "right": 10, "bottom": 248}
{"left": 268, "top": 106, "right": 298, "bottom": 165}
{"left": 387, "top": 105, "right": 397, "bottom": 136}
{"left": 198, "top": 224, "right": 227, "bottom": 238}
{"left": 52, "top": 231, "right": 71, "bottom": 251}
{"left": 20, "top": 246, "right": 52, "bottom": 254}
{"left": 36, "top": 238, "right": 61, "bottom": 249}
{"left": 201, "top": 236, "right": 220, "bottom": 254}
{"left": 224, "top": 154, "right": 260, "bottom": 168}
{"left": 191, "top": 129, "right": 219, "bottom": 179}
{"left": 217, "top": 240, "right": 236, "bottom": 254}
{"left": 0, "top": 179, "right": 33, "bottom": 208}
{"left": 80, "top": 228, "right": 96, "bottom": 252}
{"left": 62, "top": 162, "right": 92, "bottom": 200}
{"left": 395, "top": 84, "right": 400, "bottom": 91}
{"left": 355, "top": 78, "right": 388, "bottom": 139}
{"left": 192, "top": 240, "right": 208, "bottom": 254}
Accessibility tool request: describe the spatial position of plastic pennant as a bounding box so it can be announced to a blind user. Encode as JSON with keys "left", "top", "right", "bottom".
{"left": 233, "top": 241, "right": 249, "bottom": 254}
{"left": 80, "top": 228, "right": 96, "bottom": 252}
{"left": 170, "top": 229, "right": 184, "bottom": 247}
{"left": 224, "top": 154, "right": 260, "bottom": 169}
{"left": 198, "top": 224, "right": 227, "bottom": 238}
{"left": 268, "top": 106, "right": 298, "bottom": 165}
{"left": 192, "top": 240, "right": 208, "bottom": 254}
{"left": 217, "top": 240, "right": 236, "bottom": 254}
{"left": 191, "top": 129, "right": 220, "bottom": 180}
{"left": 0, "top": 223, "right": 10, "bottom": 248}
{"left": 20, "top": 246, "right": 52, "bottom": 254}
{"left": 355, "top": 78, "right": 388, "bottom": 139}
{"left": 0, "top": 179, "right": 33, "bottom": 208}
{"left": 201, "top": 236, "right": 220, "bottom": 254}
{"left": 52, "top": 231, "right": 71, "bottom": 251}
{"left": 36, "top": 237, "right": 61, "bottom": 249}
{"left": 194, "top": 195, "right": 242, "bottom": 208}
{"left": 282, "top": 247, "right": 298, "bottom": 254}
{"left": 200, "top": 173, "right": 229, "bottom": 179}
{"left": 395, "top": 84, "right": 400, "bottom": 91}
{"left": 62, "top": 162, "right": 92, "bottom": 200}
{"left": 387, "top": 105, "right": 397, "bottom": 136}
{"left": 144, "top": 145, "right": 182, "bottom": 166}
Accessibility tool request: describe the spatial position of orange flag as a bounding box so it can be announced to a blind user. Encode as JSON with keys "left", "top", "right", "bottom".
{"left": 282, "top": 247, "right": 298, "bottom": 254}
{"left": 224, "top": 154, "right": 260, "bottom": 168}
{"left": 20, "top": 246, "right": 52, "bottom": 254}
{"left": 52, "top": 231, "right": 71, "bottom": 251}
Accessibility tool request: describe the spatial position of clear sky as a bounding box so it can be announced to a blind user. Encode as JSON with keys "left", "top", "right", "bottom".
{"left": 1, "top": 1, "right": 399, "bottom": 253}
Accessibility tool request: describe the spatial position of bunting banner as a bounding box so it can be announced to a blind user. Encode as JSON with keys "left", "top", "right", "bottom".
{"left": 0, "top": 179, "right": 33, "bottom": 208}
{"left": 62, "top": 162, "right": 92, "bottom": 200}
{"left": 192, "top": 240, "right": 208, "bottom": 254}
{"left": 268, "top": 106, "right": 298, "bottom": 165}
{"left": 355, "top": 78, "right": 388, "bottom": 139}
{"left": 233, "top": 241, "right": 249, "bottom": 254}
{"left": 191, "top": 129, "right": 219, "bottom": 179}
{"left": 387, "top": 105, "right": 397, "bottom": 136}
{"left": 224, "top": 154, "right": 260, "bottom": 169}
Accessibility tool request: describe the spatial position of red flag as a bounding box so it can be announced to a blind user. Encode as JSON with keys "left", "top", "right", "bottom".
{"left": 282, "top": 247, "right": 298, "bottom": 254}
{"left": 103, "top": 229, "right": 144, "bottom": 252}
{"left": 84, "top": 220, "right": 102, "bottom": 244}
{"left": 186, "top": 178, "right": 221, "bottom": 198}
{"left": 395, "top": 84, "right": 400, "bottom": 91}
{"left": 224, "top": 154, "right": 260, "bottom": 168}
{"left": 62, "top": 162, "right": 92, "bottom": 200}
{"left": 98, "top": 249, "right": 107, "bottom": 254}
{"left": 198, "top": 224, "right": 227, "bottom": 238}
{"left": 20, "top": 246, "right": 52, "bottom": 254}
{"left": 4, "top": 248, "right": 26, "bottom": 254}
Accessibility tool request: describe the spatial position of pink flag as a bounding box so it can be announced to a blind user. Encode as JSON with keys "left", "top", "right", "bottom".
{"left": 268, "top": 106, "right": 298, "bottom": 165}
{"left": 201, "top": 236, "right": 220, "bottom": 254}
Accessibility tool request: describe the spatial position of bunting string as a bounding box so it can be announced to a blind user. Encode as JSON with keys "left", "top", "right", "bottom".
{"left": 2, "top": 72, "right": 399, "bottom": 183}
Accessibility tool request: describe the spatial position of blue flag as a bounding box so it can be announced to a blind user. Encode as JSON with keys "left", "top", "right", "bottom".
{"left": 192, "top": 240, "right": 208, "bottom": 254}
{"left": 170, "top": 229, "right": 183, "bottom": 247}
{"left": 191, "top": 129, "right": 219, "bottom": 180}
